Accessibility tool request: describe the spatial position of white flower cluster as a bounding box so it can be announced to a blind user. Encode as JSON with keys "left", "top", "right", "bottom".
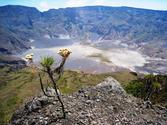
{"left": 25, "top": 53, "right": 34, "bottom": 61}
{"left": 57, "top": 48, "right": 72, "bottom": 58}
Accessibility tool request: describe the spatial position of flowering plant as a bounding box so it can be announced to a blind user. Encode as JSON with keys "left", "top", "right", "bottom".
{"left": 24, "top": 48, "right": 71, "bottom": 118}
{"left": 25, "top": 53, "right": 34, "bottom": 61}
{"left": 57, "top": 48, "right": 71, "bottom": 58}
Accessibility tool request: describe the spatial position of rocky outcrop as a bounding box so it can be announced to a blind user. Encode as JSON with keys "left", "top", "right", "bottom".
{"left": 10, "top": 77, "right": 167, "bottom": 125}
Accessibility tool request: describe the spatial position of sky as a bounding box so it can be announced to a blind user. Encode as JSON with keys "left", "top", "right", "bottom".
{"left": 0, "top": 0, "right": 167, "bottom": 11}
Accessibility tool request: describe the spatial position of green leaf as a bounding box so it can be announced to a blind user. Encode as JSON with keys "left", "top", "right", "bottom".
{"left": 40, "top": 56, "right": 55, "bottom": 68}
{"left": 152, "top": 82, "right": 161, "bottom": 90}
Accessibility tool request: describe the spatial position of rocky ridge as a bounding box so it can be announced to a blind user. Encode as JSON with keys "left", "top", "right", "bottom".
{"left": 0, "top": 5, "right": 167, "bottom": 54}
{"left": 10, "top": 77, "right": 167, "bottom": 125}
{"left": 0, "top": 55, "right": 26, "bottom": 70}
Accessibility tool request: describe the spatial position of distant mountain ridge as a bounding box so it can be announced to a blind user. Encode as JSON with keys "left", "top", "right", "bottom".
{"left": 0, "top": 5, "right": 167, "bottom": 54}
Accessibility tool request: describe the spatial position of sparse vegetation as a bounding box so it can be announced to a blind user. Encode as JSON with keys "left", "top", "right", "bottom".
{"left": 39, "top": 55, "right": 67, "bottom": 118}
{"left": 25, "top": 49, "right": 72, "bottom": 119}
{"left": 125, "top": 74, "right": 167, "bottom": 106}
{"left": 125, "top": 81, "right": 145, "bottom": 98}
{"left": 0, "top": 66, "right": 137, "bottom": 124}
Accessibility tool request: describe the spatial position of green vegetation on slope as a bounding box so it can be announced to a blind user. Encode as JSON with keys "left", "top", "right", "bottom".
{"left": 0, "top": 67, "right": 137, "bottom": 124}
{"left": 125, "top": 74, "right": 167, "bottom": 107}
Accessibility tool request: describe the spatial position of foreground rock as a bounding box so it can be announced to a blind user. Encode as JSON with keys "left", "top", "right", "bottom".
{"left": 10, "top": 77, "right": 167, "bottom": 125}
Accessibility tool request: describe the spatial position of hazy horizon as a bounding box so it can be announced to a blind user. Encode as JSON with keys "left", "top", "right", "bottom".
{"left": 0, "top": 0, "right": 167, "bottom": 11}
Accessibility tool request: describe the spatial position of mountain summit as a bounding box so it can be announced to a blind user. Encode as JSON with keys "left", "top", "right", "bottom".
{"left": 10, "top": 77, "right": 167, "bottom": 125}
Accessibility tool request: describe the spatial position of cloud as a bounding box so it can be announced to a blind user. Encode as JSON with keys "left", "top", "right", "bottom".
{"left": 66, "top": 0, "right": 88, "bottom": 7}
{"left": 65, "top": 0, "right": 125, "bottom": 8}
{"left": 39, "top": 1, "right": 50, "bottom": 11}
{"left": 37, "top": 0, "right": 167, "bottom": 11}
{"left": 94, "top": 0, "right": 105, "bottom": 5}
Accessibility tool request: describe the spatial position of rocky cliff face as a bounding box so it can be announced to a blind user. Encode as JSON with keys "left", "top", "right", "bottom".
{"left": 10, "top": 77, "right": 167, "bottom": 125}
{"left": 0, "top": 5, "right": 167, "bottom": 54}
